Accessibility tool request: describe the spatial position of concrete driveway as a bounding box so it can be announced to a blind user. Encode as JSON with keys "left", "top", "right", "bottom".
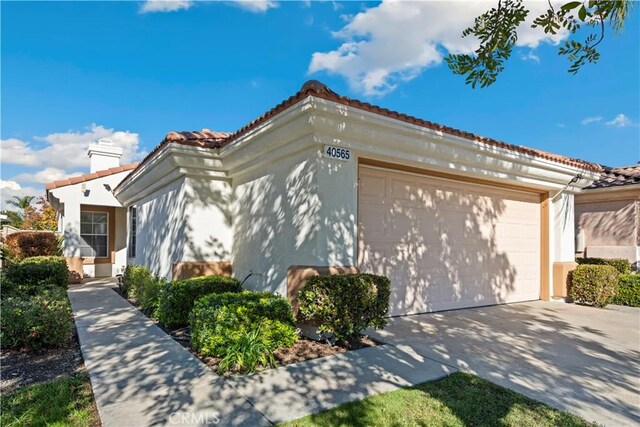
{"left": 369, "top": 301, "right": 640, "bottom": 426}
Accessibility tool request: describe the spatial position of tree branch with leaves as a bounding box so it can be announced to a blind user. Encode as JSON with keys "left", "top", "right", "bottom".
{"left": 446, "top": 0, "right": 634, "bottom": 88}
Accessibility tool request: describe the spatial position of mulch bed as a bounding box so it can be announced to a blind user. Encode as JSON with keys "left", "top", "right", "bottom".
{"left": 114, "top": 288, "right": 381, "bottom": 375}
{"left": 0, "top": 328, "right": 85, "bottom": 394}
{"left": 198, "top": 335, "right": 379, "bottom": 374}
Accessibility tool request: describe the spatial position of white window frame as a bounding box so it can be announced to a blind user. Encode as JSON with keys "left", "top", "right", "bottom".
{"left": 80, "top": 211, "right": 109, "bottom": 258}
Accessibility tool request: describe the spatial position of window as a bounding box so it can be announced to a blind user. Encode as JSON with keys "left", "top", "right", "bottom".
{"left": 129, "top": 206, "right": 137, "bottom": 258}
{"left": 80, "top": 212, "right": 108, "bottom": 258}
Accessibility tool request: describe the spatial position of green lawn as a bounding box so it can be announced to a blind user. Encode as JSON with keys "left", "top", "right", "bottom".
{"left": 0, "top": 374, "right": 100, "bottom": 427}
{"left": 283, "top": 372, "right": 593, "bottom": 427}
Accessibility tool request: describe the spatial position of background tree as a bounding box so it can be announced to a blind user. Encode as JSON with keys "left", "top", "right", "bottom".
{"left": 446, "top": 0, "right": 634, "bottom": 88}
{"left": 22, "top": 197, "right": 58, "bottom": 231}
{"left": 1, "top": 195, "right": 35, "bottom": 229}
{"left": 1, "top": 195, "right": 57, "bottom": 231}
{"left": 6, "top": 195, "right": 35, "bottom": 212}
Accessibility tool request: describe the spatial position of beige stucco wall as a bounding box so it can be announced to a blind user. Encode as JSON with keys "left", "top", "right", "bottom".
{"left": 575, "top": 188, "right": 639, "bottom": 246}
{"left": 575, "top": 187, "right": 640, "bottom": 264}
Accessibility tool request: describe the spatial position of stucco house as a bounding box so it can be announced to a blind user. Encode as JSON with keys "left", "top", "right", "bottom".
{"left": 575, "top": 164, "right": 640, "bottom": 267}
{"left": 46, "top": 141, "right": 138, "bottom": 280}
{"left": 48, "top": 80, "right": 608, "bottom": 315}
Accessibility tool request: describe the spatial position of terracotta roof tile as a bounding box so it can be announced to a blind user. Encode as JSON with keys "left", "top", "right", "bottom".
{"left": 116, "top": 80, "right": 601, "bottom": 192}
{"left": 46, "top": 163, "right": 139, "bottom": 191}
{"left": 584, "top": 164, "right": 640, "bottom": 189}
{"left": 219, "top": 80, "right": 600, "bottom": 171}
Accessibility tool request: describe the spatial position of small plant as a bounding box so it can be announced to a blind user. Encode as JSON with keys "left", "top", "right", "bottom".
{"left": 576, "top": 257, "right": 631, "bottom": 275}
{"left": 5, "top": 256, "right": 69, "bottom": 289}
{"left": 190, "top": 291, "right": 298, "bottom": 373}
{"left": 610, "top": 274, "right": 640, "bottom": 307}
{"left": 156, "top": 275, "right": 242, "bottom": 327}
{"left": 122, "top": 265, "right": 164, "bottom": 312}
{"left": 298, "top": 274, "right": 391, "bottom": 344}
{"left": 217, "top": 324, "right": 276, "bottom": 374}
{"left": 570, "top": 265, "right": 619, "bottom": 308}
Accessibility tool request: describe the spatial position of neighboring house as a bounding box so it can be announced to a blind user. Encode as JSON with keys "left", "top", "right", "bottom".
{"left": 575, "top": 165, "right": 640, "bottom": 267}
{"left": 48, "top": 81, "right": 604, "bottom": 316}
{"left": 46, "top": 140, "right": 138, "bottom": 279}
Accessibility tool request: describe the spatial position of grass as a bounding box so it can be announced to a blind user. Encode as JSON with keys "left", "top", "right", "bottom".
{"left": 282, "top": 372, "right": 594, "bottom": 427}
{"left": 0, "top": 373, "right": 100, "bottom": 427}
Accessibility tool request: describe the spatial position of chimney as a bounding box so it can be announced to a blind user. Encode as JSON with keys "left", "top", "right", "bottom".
{"left": 87, "top": 139, "right": 123, "bottom": 173}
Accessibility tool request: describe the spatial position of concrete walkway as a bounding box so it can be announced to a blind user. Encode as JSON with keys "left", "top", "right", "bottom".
{"left": 69, "top": 279, "right": 452, "bottom": 426}
{"left": 230, "top": 343, "right": 454, "bottom": 423}
{"left": 69, "top": 279, "right": 269, "bottom": 427}
{"left": 369, "top": 301, "right": 640, "bottom": 426}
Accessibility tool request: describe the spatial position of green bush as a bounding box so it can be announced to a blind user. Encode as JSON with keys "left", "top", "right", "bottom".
{"left": 190, "top": 291, "right": 298, "bottom": 372}
{"left": 570, "top": 265, "right": 620, "bottom": 308}
{"left": 5, "top": 256, "right": 69, "bottom": 289}
{"left": 298, "top": 273, "right": 391, "bottom": 343}
{"left": 0, "top": 287, "right": 73, "bottom": 351}
{"left": 610, "top": 274, "right": 640, "bottom": 307}
{"left": 156, "top": 275, "right": 242, "bottom": 327}
{"left": 576, "top": 257, "right": 632, "bottom": 275}
{"left": 122, "top": 265, "right": 163, "bottom": 312}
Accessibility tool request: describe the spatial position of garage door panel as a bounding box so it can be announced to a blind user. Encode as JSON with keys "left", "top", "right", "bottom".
{"left": 358, "top": 165, "right": 541, "bottom": 316}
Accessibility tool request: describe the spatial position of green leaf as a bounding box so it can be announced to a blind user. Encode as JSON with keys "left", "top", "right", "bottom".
{"left": 561, "top": 1, "right": 583, "bottom": 11}
{"left": 578, "top": 5, "right": 587, "bottom": 21}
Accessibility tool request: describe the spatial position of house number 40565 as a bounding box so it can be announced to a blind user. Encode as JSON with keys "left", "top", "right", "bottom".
{"left": 323, "top": 145, "right": 351, "bottom": 161}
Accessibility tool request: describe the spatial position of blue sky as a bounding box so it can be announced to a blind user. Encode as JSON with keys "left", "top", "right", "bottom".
{"left": 1, "top": 1, "right": 639, "bottom": 207}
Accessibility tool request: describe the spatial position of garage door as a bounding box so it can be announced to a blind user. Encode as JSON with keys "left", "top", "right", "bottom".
{"left": 358, "top": 165, "right": 541, "bottom": 316}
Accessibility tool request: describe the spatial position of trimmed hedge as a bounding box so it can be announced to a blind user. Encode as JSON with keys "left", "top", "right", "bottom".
{"left": 190, "top": 291, "right": 297, "bottom": 372}
{"left": 156, "top": 276, "right": 242, "bottom": 327}
{"left": 610, "top": 274, "right": 640, "bottom": 307}
{"left": 576, "top": 257, "right": 632, "bottom": 275}
{"left": 298, "top": 273, "right": 391, "bottom": 343}
{"left": 122, "top": 265, "right": 163, "bottom": 312}
{"left": 0, "top": 287, "right": 73, "bottom": 351}
{"left": 570, "top": 265, "right": 619, "bottom": 308}
{"left": 5, "top": 256, "right": 69, "bottom": 289}
{"left": 2, "top": 231, "right": 62, "bottom": 262}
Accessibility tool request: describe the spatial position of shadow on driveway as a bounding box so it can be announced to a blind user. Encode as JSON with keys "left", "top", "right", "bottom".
{"left": 369, "top": 301, "right": 640, "bottom": 426}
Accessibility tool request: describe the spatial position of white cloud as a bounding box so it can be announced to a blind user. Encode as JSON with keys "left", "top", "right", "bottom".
{"left": 606, "top": 113, "right": 636, "bottom": 128}
{"left": 0, "top": 180, "right": 22, "bottom": 192}
{"left": 309, "top": 0, "right": 568, "bottom": 96}
{"left": 33, "top": 124, "right": 143, "bottom": 168}
{"left": 140, "top": 0, "right": 193, "bottom": 13}
{"left": 520, "top": 50, "right": 540, "bottom": 63}
{"left": 0, "top": 180, "right": 41, "bottom": 211}
{"left": 231, "top": 1, "right": 278, "bottom": 13}
{"left": 581, "top": 116, "right": 603, "bottom": 125}
{"left": 1, "top": 138, "right": 40, "bottom": 166}
{"left": 13, "top": 168, "right": 72, "bottom": 184}
{"left": 1, "top": 124, "right": 144, "bottom": 197}
{"left": 2, "top": 124, "right": 142, "bottom": 169}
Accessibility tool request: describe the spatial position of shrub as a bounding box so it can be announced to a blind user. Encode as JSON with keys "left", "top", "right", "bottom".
{"left": 190, "top": 291, "right": 298, "bottom": 371}
{"left": 570, "top": 265, "right": 619, "bottom": 308}
{"left": 610, "top": 274, "right": 640, "bottom": 307}
{"left": 298, "top": 273, "right": 391, "bottom": 343}
{"left": 122, "top": 265, "right": 163, "bottom": 312}
{"left": 156, "top": 276, "right": 242, "bottom": 327}
{"left": 5, "top": 256, "right": 69, "bottom": 289}
{"left": 2, "top": 232, "right": 62, "bottom": 262}
{"left": 576, "top": 257, "right": 632, "bottom": 275}
{"left": 0, "top": 287, "right": 73, "bottom": 351}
